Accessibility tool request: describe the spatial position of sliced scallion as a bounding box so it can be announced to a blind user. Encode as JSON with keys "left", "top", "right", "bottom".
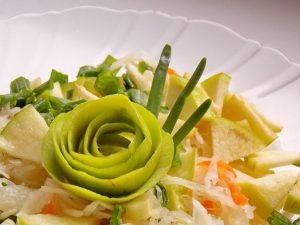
{"left": 173, "top": 99, "right": 211, "bottom": 147}
{"left": 163, "top": 58, "right": 206, "bottom": 133}
{"left": 109, "top": 205, "right": 124, "bottom": 225}
{"left": 10, "top": 77, "right": 30, "bottom": 93}
{"left": 147, "top": 44, "right": 171, "bottom": 117}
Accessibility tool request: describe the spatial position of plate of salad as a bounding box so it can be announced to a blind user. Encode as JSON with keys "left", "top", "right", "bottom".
{"left": 0, "top": 6, "right": 300, "bottom": 225}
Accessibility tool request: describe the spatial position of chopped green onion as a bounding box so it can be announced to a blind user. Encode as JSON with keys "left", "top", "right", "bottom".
{"left": 10, "top": 77, "right": 30, "bottom": 93}
{"left": 147, "top": 44, "right": 171, "bottom": 117}
{"left": 35, "top": 97, "right": 85, "bottom": 125}
{"left": 95, "top": 75, "right": 123, "bottom": 96}
{"left": 33, "top": 81, "right": 52, "bottom": 96}
{"left": 49, "top": 69, "right": 68, "bottom": 84}
{"left": 267, "top": 210, "right": 292, "bottom": 225}
{"left": 172, "top": 144, "right": 183, "bottom": 166}
{"left": 160, "top": 106, "right": 169, "bottom": 114}
{"left": 127, "top": 89, "right": 148, "bottom": 107}
{"left": 33, "top": 69, "right": 68, "bottom": 96}
{"left": 0, "top": 94, "right": 17, "bottom": 107}
{"left": 163, "top": 58, "right": 206, "bottom": 133}
{"left": 173, "top": 99, "right": 211, "bottom": 147}
{"left": 122, "top": 73, "right": 136, "bottom": 89}
{"left": 33, "top": 99, "right": 52, "bottom": 113}
{"left": 100, "top": 54, "right": 117, "bottom": 68}
{"left": 48, "top": 96, "right": 84, "bottom": 111}
{"left": 154, "top": 183, "right": 169, "bottom": 207}
{"left": 137, "top": 60, "right": 152, "bottom": 73}
{"left": 77, "top": 65, "right": 99, "bottom": 77}
{"left": 109, "top": 205, "right": 124, "bottom": 225}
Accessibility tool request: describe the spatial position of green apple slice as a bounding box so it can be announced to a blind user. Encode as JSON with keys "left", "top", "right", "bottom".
{"left": 245, "top": 150, "right": 300, "bottom": 171}
{"left": 222, "top": 93, "right": 279, "bottom": 145}
{"left": 0, "top": 105, "right": 48, "bottom": 162}
{"left": 201, "top": 73, "right": 231, "bottom": 115}
{"left": 239, "top": 170, "right": 300, "bottom": 219}
{"left": 230, "top": 160, "right": 273, "bottom": 178}
{"left": 197, "top": 117, "right": 264, "bottom": 162}
{"left": 284, "top": 179, "right": 300, "bottom": 214}
{"left": 18, "top": 214, "right": 98, "bottom": 225}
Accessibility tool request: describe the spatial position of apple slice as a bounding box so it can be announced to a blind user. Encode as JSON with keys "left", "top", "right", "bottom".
{"left": 0, "top": 105, "right": 48, "bottom": 162}
{"left": 197, "top": 117, "right": 264, "bottom": 162}
{"left": 201, "top": 73, "right": 231, "bottom": 116}
{"left": 245, "top": 150, "right": 300, "bottom": 171}
{"left": 230, "top": 159, "right": 273, "bottom": 178}
{"left": 284, "top": 179, "right": 300, "bottom": 213}
{"left": 239, "top": 170, "right": 300, "bottom": 219}
{"left": 222, "top": 93, "right": 281, "bottom": 145}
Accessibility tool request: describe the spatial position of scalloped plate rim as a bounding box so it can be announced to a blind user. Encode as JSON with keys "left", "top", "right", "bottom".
{"left": 0, "top": 5, "right": 299, "bottom": 70}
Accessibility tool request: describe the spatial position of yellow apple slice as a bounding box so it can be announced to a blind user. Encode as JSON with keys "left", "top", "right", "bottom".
{"left": 230, "top": 159, "right": 274, "bottom": 178}
{"left": 0, "top": 105, "right": 48, "bottom": 162}
{"left": 284, "top": 179, "right": 300, "bottom": 214}
{"left": 245, "top": 150, "right": 300, "bottom": 171}
{"left": 222, "top": 93, "right": 280, "bottom": 145}
{"left": 201, "top": 73, "right": 231, "bottom": 116}
{"left": 197, "top": 117, "right": 264, "bottom": 161}
{"left": 239, "top": 170, "right": 300, "bottom": 219}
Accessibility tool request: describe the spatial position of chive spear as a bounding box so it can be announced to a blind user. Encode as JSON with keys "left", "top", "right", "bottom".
{"left": 163, "top": 58, "right": 206, "bottom": 133}
{"left": 173, "top": 99, "right": 211, "bottom": 147}
{"left": 146, "top": 44, "right": 171, "bottom": 117}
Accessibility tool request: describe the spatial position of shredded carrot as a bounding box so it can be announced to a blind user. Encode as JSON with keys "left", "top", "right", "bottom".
{"left": 167, "top": 68, "right": 177, "bottom": 75}
{"left": 229, "top": 183, "right": 248, "bottom": 205}
{"left": 41, "top": 195, "right": 58, "bottom": 214}
{"left": 202, "top": 199, "right": 219, "bottom": 216}
{"left": 197, "top": 159, "right": 249, "bottom": 207}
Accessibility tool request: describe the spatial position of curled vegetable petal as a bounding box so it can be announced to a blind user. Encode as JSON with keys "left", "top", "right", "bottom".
{"left": 42, "top": 94, "right": 174, "bottom": 203}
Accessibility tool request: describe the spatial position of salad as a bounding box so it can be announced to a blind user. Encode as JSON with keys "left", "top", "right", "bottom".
{"left": 0, "top": 44, "right": 300, "bottom": 225}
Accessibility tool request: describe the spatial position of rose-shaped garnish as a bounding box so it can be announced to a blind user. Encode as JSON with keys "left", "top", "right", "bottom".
{"left": 41, "top": 94, "right": 174, "bottom": 203}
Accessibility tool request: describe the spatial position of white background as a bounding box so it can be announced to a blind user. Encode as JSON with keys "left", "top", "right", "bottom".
{"left": 0, "top": 0, "right": 299, "bottom": 64}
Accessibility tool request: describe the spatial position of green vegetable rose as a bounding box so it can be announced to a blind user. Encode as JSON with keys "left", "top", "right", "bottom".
{"left": 41, "top": 94, "right": 174, "bottom": 203}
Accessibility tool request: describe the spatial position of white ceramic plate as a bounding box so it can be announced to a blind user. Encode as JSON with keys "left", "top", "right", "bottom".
{"left": 0, "top": 6, "right": 299, "bottom": 150}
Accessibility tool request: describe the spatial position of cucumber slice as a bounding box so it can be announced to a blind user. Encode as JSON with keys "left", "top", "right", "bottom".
{"left": 0, "top": 105, "right": 48, "bottom": 162}
{"left": 18, "top": 214, "right": 98, "bottom": 225}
